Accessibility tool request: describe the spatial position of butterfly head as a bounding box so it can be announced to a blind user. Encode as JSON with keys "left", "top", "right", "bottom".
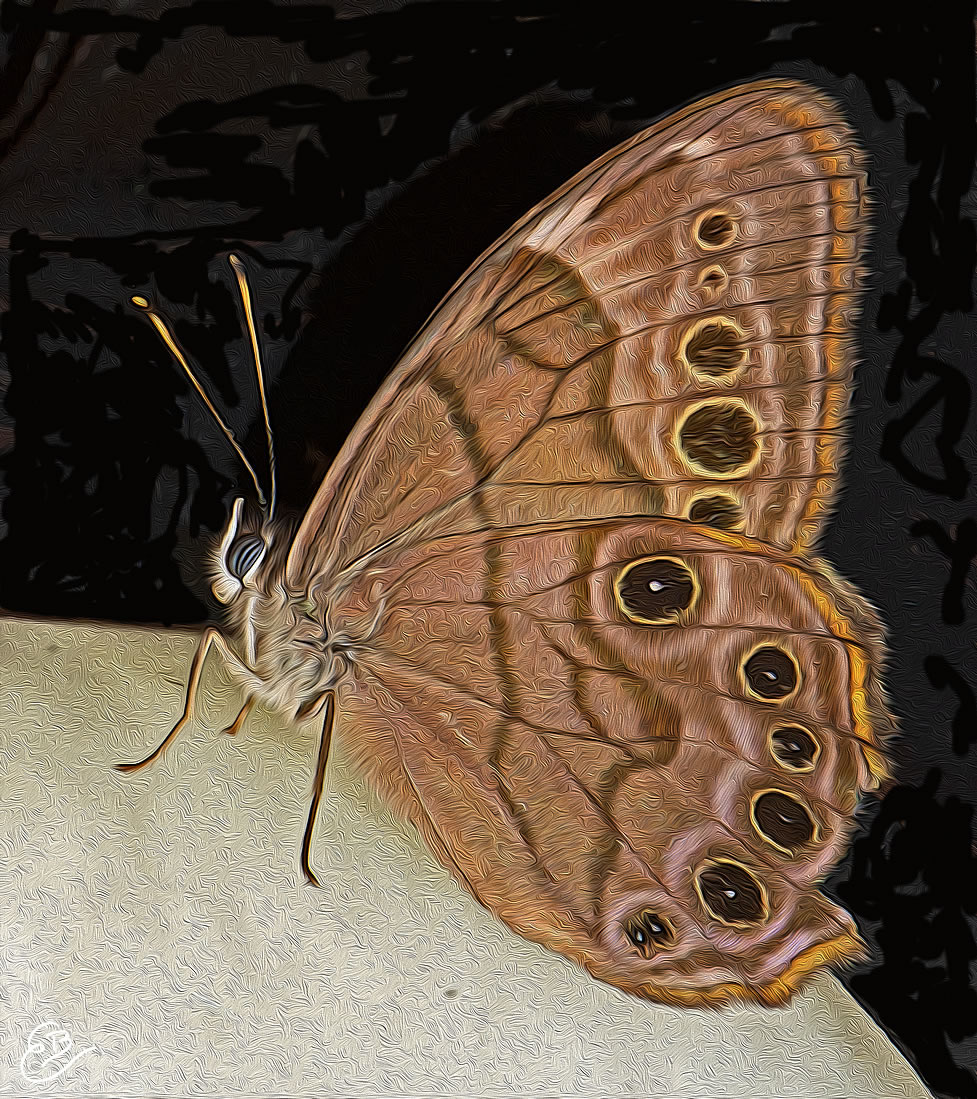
{"left": 210, "top": 496, "right": 340, "bottom": 715}
{"left": 212, "top": 496, "right": 272, "bottom": 607}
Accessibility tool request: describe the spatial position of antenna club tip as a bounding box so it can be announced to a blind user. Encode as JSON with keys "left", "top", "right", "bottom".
{"left": 131, "top": 295, "right": 150, "bottom": 309}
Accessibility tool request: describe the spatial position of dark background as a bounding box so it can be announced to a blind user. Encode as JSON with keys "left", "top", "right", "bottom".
{"left": 0, "top": 1, "right": 975, "bottom": 1095}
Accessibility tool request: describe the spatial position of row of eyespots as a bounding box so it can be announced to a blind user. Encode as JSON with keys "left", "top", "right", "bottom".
{"left": 682, "top": 207, "right": 746, "bottom": 526}
{"left": 624, "top": 801, "right": 822, "bottom": 955}
{"left": 614, "top": 556, "right": 802, "bottom": 688}
{"left": 621, "top": 210, "right": 808, "bottom": 952}
{"left": 613, "top": 555, "right": 821, "bottom": 766}
{"left": 676, "top": 209, "right": 762, "bottom": 492}
{"left": 620, "top": 800, "right": 820, "bottom": 949}
{"left": 624, "top": 814, "right": 821, "bottom": 955}
{"left": 625, "top": 786, "right": 821, "bottom": 950}
{"left": 624, "top": 858, "right": 770, "bottom": 957}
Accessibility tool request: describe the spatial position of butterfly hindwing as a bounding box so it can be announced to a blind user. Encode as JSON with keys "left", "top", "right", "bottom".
{"left": 330, "top": 516, "right": 888, "bottom": 1004}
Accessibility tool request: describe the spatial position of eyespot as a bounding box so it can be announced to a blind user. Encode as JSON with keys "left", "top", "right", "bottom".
{"left": 615, "top": 556, "right": 698, "bottom": 625}
{"left": 742, "top": 646, "right": 799, "bottom": 701}
{"left": 687, "top": 493, "right": 743, "bottom": 530}
{"left": 676, "top": 400, "right": 760, "bottom": 477}
{"left": 770, "top": 726, "right": 820, "bottom": 771}
{"left": 751, "top": 790, "right": 817, "bottom": 852}
{"left": 696, "top": 264, "right": 729, "bottom": 295}
{"left": 624, "top": 909, "right": 674, "bottom": 958}
{"left": 679, "top": 317, "right": 748, "bottom": 379}
{"left": 693, "top": 209, "right": 737, "bottom": 250}
{"left": 696, "top": 861, "right": 767, "bottom": 925}
{"left": 227, "top": 533, "right": 266, "bottom": 580}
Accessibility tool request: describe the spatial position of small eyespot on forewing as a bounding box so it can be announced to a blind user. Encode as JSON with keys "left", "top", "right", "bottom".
{"left": 688, "top": 493, "right": 743, "bottom": 530}
{"left": 694, "top": 209, "right": 737, "bottom": 249}
{"left": 681, "top": 318, "right": 748, "bottom": 378}
{"left": 743, "top": 647, "right": 798, "bottom": 700}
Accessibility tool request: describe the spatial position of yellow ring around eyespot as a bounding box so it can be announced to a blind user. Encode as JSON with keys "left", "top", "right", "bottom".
{"left": 692, "top": 858, "right": 770, "bottom": 928}
{"left": 677, "top": 315, "right": 750, "bottom": 384}
{"left": 749, "top": 788, "right": 821, "bottom": 855}
{"left": 739, "top": 642, "right": 802, "bottom": 705}
{"left": 692, "top": 207, "right": 738, "bottom": 251}
{"left": 695, "top": 264, "right": 730, "bottom": 296}
{"left": 767, "top": 723, "right": 821, "bottom": 774}
{"left": 613, "top": 555, "right": 701, "bottom": 626}
{"left": 672, "top": 396, "right": 764, "bottom": 480}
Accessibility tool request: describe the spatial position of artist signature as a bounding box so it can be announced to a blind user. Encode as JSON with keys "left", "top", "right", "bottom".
{"left": 19, "top": 1020, "right": 95, "bottom": 1086}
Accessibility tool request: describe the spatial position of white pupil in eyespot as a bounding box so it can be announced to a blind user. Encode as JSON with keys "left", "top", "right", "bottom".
{"left": 724, "top": 889, "right": 737, "bottom": 899}
{"left": 648, "top": 580, "right": 665, "bottom": 592}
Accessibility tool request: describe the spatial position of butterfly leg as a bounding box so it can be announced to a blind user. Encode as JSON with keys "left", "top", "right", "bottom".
{"left": 116, "top": 627, "right": 249, "bottom": 771}
{"left": 222, "top": 695, "right": 256, "bottom": 736}
{"left": 299, "top": 691, "right": 336, "bottom": 888}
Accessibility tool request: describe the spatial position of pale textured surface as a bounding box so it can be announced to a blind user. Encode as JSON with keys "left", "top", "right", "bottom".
{"left": 0, "top": 617, "right": 930, "bottom": 1097}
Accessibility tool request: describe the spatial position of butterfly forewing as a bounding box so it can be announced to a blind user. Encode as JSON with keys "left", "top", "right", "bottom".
{"left": 287, "top": 79, "right": 869, "bottom": 592}
{"left": 289, "top": 80, "right": 889, "bottom": 1006}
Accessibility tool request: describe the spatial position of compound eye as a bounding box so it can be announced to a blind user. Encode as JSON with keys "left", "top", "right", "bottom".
{"left": 227, "top": 533, "right": 266, "bottom": 580}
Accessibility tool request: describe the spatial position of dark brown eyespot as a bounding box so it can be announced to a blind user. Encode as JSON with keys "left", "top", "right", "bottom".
{"left": 615, "top": 557, "right": 698, "bottom": 624}
{"left": 680, "top": 317, "right": 748, "bottom": 378}
{"left": 688, "top": 493, "right": 743, "bottom": 530}
{"left": 697, "top": 862, "right": 767, "bottom": 925}
{"left": 770, "top": 726, "right": 819, "bottom": 770}
{"left": 677, "top": 401, "right": 759, "bottom": 476}
{"left": 752, "top": 791, "right": 816, "bottom": 851}
{"left": 743, "top": 647, "right": 798, "bottom": 700}
{"left": 624, "top": 910, "right": 674, "bottom": 957}
{"left": 694, "top": 210, "right": 736, "bottom": 249}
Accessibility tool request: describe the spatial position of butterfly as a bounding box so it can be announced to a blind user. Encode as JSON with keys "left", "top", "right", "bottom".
{"left": 120, "top": 78, "right": 894, "bottom": 1008}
